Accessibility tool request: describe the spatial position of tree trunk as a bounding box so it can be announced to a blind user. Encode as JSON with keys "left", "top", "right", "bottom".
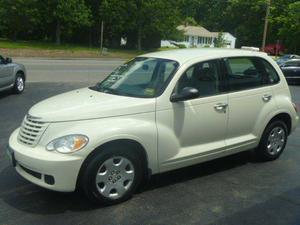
{"left": 12, "top": 30, "right": 18, "bottom": 42}
{"left": 137, "top": 26, "right": 142, "bottom": 50}
{"left": 56, "top": 21, "right": 61, "bottom": 45}
{"left": 89, "top": 28, "right": 92, "bottom": 48}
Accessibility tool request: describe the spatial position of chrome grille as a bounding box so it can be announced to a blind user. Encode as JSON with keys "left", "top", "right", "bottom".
{"left": 18, "top": 115, "right": 49, "bottom": 147}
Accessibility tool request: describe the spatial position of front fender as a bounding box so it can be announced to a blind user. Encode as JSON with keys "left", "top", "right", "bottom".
{"left": 39, "top": 112, "right": 159, "bottom": 174}
{"left": 13, "top": 63, "right": 26, "bottom": 80}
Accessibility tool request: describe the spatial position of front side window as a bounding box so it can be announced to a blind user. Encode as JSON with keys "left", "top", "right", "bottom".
{"left": 93, "top": 57, "right": 178, "bottom": 98}
{"left": 174, "top": 60, "right": 223, "bottom": 98}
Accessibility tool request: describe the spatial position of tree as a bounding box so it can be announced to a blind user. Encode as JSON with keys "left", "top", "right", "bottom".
{"left": 42, "top": 0, "right": 91, "bottom": 45}
{"left": 101, "top": 0, "right": 181, "bottom": 50}
{"left": 183, "top": 17, "right": 198, "bottom": 26}
{"left": 85, "top": 0, "right": 103, "bottom": 46}
{"left": 0, "top": 0, "right": 41, "bottom": 41}
{"left": 191, "top": 0, "right": 268, "bottom": 48}
{"left": 270, "top": 0, "right": 300, "bottom": 53}
{"left": 0, "top": 0, "right": 298, "bottom": 52}
{"left": 214, "top": 32, "right": 226, "bottom": 48}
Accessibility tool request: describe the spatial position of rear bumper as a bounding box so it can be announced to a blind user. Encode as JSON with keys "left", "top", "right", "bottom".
{"left": 8, "top": 129, "right": 84, "bottom": 192}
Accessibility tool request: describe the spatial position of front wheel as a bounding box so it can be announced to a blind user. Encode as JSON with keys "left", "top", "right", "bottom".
{"left": 12, "top": 73, "right": 25, "bottom": 94}
{"left": 80, "top": 148, "right": 143, "bottom": 205}
{"left": 255, "top": 120, "right": 288, "bottom": 161}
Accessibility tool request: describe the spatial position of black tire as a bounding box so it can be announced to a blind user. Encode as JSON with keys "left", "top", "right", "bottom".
{"left": 12, "top": 73, "right": 25, "bottom": 94}
{"left": 80, "top": 147, "right": 144, "bottom": 205}
{"left": 255, "top": 120, "right": 288, "bottom": 161}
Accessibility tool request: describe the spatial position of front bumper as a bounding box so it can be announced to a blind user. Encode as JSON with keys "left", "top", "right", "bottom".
{"left": 8, "top": 129, "right": 84, "bottom": 192}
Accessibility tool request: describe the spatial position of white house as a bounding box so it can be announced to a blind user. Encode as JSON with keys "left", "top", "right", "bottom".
{"left": 161, "top": 25, "right": 236, "bottom": 49}
{"left": 211, "top": 32, "right": 236, "bottom": 48}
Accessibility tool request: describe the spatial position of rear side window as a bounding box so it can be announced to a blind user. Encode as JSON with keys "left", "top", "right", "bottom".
{"left": 224, "top": 57, "right": 279, "bottom": 91}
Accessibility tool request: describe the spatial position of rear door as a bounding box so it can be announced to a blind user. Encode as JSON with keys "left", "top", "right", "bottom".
{"left": 223, "top": 57, "right": 279, "bottom": 150}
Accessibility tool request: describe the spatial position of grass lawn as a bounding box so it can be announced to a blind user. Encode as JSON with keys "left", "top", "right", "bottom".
{"left": 0, "top": 39, "right": 147, "bottom": 59}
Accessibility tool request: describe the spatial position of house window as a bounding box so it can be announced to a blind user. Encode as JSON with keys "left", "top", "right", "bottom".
{"left": 197, "top": 37, "right": 201, "bottom": 44}
{"left": 184, "top": 36, "right": 189, "bottom": 42}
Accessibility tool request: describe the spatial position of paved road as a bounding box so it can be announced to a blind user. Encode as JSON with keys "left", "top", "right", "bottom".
{"left": 0, "top": 81, "right": 300, "bottom": 224}
{"left": 14, "top": 58, "right": 124, "bottom": 84}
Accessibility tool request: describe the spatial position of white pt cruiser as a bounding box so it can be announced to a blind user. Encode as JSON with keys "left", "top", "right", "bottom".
{"left": 7, "top": 49, "right": 299, "bottom": 205}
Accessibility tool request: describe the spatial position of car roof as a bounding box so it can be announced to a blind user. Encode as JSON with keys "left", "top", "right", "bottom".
{"left": 140, "top": 48, "right": 268, "bottom": 65}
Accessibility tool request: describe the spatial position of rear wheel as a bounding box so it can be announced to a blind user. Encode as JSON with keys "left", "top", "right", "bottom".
{"left": 12, "top": 73, "right": 25, "bottom": 94}
{"left": 80, "top": 147, "right": 143, "bottom": 205}
{"left": 255, "top": 120, "right": 288, "bottom": 161}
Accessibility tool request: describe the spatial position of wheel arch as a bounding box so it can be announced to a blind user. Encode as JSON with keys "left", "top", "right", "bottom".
{"left": 16, "top": 70, "right": 26, "bottom": 80}
{"left": 266, "top": 112, "right": 292, "bottom": 135}
{"left": 76, "top": 138, "right": 150, "bottom": 190}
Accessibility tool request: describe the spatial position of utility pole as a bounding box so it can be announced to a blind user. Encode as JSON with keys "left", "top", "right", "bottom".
{"left": 100, "top": 20, "right": 104, "bottom": 51}
{"left": 262, "top": 0, "right": 271, "bottom": 51}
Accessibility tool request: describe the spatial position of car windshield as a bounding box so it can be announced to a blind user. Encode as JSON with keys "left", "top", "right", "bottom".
{"left": 92, "top": 57, "right": 179, "bottom": 98}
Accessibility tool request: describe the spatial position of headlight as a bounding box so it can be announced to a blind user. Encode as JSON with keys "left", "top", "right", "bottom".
{"left": 46, "top": 135, "right": 89, "bottom": 154}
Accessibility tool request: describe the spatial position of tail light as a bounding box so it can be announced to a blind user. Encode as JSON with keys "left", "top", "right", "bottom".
{"left": 292, "top": 102, "right": 298, "bottom": 113}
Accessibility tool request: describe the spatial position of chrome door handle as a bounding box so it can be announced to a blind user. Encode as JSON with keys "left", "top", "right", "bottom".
{"left": 214, "top": 103, "right": 228, "bottom": 112}
{"left": 262, "top": 94, "right": 272, "bottom": 102}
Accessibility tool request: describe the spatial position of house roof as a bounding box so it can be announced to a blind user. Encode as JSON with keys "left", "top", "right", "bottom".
{"left": 177, "top": 25, "right": 236, "bottom": 39}
{"left": 140, "top": 48, "right": 268, "bottom": 65}
{"left": 177, "top": 25, "right": 215, "bottom": 38}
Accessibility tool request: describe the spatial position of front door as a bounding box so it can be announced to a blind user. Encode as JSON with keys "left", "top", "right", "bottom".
{"left": 156, "top": 59, "right": 228, "bottom": 172}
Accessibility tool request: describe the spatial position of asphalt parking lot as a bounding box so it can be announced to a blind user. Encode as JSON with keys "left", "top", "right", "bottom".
{"left": 0, "top": 60, "right": 300, "bottom": 225}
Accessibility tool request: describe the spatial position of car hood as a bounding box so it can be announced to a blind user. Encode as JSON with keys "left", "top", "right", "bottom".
{"left": 28, "top": 87, "right": 156, "bottom": 122}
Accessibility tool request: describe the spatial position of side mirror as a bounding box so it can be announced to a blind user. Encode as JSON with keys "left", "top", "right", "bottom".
{"left": 5, "top": 57, "right": 12, "bottom": 64}
{"left": 170, "top": 87, "right": 199, "bottom": 102}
